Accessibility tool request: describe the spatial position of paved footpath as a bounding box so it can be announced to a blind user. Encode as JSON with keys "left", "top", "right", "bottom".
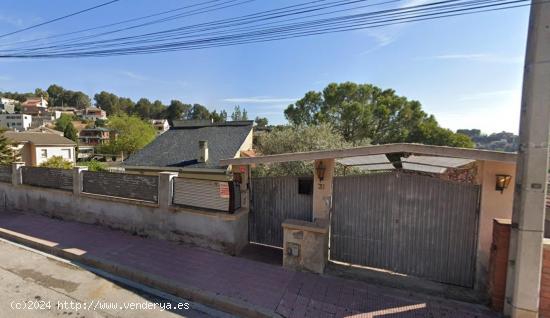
{"left": 0, "top": 211, "right": 499, "bottom": 318}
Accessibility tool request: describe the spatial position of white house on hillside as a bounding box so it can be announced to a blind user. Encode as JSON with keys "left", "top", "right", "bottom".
{"left": 3, "top": 131, "right": 76, "bottom": 166}
{"left": 0, "top": 97, "right": 17, "bottom": 114}
{"left": 0, "top": 114, "right": 33, "bottom": 131}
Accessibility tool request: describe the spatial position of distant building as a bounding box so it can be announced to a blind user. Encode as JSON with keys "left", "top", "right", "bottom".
{"left": 50, "top": 106, "right": 77, "bottom": 115}
{"left": 78, "top": 107, "right": 107, "bottom": 121}
{"left": 3, "top": 131, "right": 76, "bottom": 166}
{"left": 123, "top": 120, "right": 254, "bottom": 177}
{"left": 0, "top": 97, "right": 17, "bottom": 114}
{"left": 21, "top": 97, "right": 48, "bottom": 116}
{"left": 77, "top": 127, "right": 115, "bottom": 161}
{"left": 30, "top": 112, "right": 58, "bottom": 128}
{"left": 78, "top": 127, "right": 113, "bottom": 146}
{"left": 27, "top": 126, "right": 64, "bottom": 136}
{"left": 150, "top": 119, "right": 169, "bottom": 135}
{"left": 0, "top": 114, "right": 32, "bottom": 131}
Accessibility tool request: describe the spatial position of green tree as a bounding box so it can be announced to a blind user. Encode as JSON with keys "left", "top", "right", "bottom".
{"left": 34, "top": 88, "right": 49, "bottom": 101}
{"left": 0, "top": 129, "right": 15, "bottom": 165}
{"left": 231, "top": 105, "right": 248, "bottom": 121}
{"left": 188, "top": 104, "right": 210, "bottom": 120}
{"left": 134, "top": 98, "right": 152, "bottom": 119}
{"left": 78, "top": 160, "right": 106, "bottom": 172}
{"left": 47, "top": 84, "right": 65, "bottom": 107}
{"left": 210, "top": 110, "right": 227, "bottom": 123}
{"left": 55, "top": 114, "right": 74, "bottom": 132}
{"left": 100, "top": 115, "right": 156, "bottom": 156}
{"left": 163, "top": 100, "right": 191, "bottom": 124}
{"left": 40, "top": 156, "right": 73, "bottom": 169}
{"left": 150, "top": 100, "right": 165, "bottom": 119}
{"left": 285, "top": 82, "right": 473, "bottom": 147}
{"left": 254, "top": 124, "right": 369, "bottom": 176}
{"left": 63, "top": 122, "right": 78, "bottom": 142}
{"left": 94, "top": 91, "right": 120, "bottom": 115}
{"left": 67, "top": 91, "right": 91, "bottom": 109}
{"left": 254, "top": 116, "right": 268, "bottom": 127}
{"left": 408, "top": 116, "right": 474, "bottom": 147}
{"left": 118, "top": 97, "right": 135, "bottom": 114}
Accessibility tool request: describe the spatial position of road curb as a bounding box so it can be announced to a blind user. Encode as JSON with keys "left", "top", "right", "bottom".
{"left": 0, "top": 227, "right": 281, "bottom": 318}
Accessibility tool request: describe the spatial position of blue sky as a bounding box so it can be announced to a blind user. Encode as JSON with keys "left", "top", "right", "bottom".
{"left": 0, "top": 0, "right": 529, "bottom": 133}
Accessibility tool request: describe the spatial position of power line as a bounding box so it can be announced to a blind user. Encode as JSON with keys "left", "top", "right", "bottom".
{"left": 0, "top": 0, "right": 122, "bottom": 39}
{"left": 0, "top": 0, "right": 227, "bottom": 47}
{"left": 0, "top": 0, "right": 530, "bottom": 58}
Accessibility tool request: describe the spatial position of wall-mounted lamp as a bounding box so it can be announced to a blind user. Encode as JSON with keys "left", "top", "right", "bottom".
{"left": 495, "top": 174, "right": 512, "bottom": 193}
{"left": 315, "top": 161, "right": 326, "bottom": 182}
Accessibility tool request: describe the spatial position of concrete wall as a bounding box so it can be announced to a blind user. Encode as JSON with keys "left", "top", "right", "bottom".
{"left": 0, "top": 179, "right": 248, "bottom": 255}
{"left": 476, "top": 160, "right": 516, "bottom": 292}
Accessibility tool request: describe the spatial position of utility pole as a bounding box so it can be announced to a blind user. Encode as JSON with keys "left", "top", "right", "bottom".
{"left": 504, "top": 1, "right": 550, "bottom": 317}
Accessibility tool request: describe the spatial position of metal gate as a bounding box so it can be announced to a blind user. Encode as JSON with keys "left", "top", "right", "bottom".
{"left": 249, "top": 176, "right": 313, "bottom": 247}
{"left": 331, "top": 172, "right": 480, "bottom": 287}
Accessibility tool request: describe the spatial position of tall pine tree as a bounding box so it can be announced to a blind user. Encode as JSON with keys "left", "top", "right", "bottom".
{"left": 0, "top": 129, "right": 14, "bottom": 165}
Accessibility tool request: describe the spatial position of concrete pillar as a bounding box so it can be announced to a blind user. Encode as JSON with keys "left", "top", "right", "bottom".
{"left": 158, "top": 172, "right": 178, "bottom": 209}
{"left": 313, "top": 159, "right": 335, "bottom": 221}
{"left": 504, "top": 1, "right": 550, "bottom": 316}
{"left": 72, "top": 167, "right": 88, "bottom": 196}
{"left": 11, "top": 162, "right": 24, "bottom": 186}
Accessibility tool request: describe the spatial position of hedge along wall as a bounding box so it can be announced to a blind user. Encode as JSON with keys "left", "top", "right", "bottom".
{"left": 21, "top": 167, "right": 73, "bottom": 191}
{"left": 82, "top": 171, "right": 159, "bottom": 203}
{"left": 0, "top": 166, "right": 11, "bottom": 183}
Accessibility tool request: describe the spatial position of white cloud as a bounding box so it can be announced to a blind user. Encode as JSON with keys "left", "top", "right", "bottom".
{"left": 425, "top": 53, "right": 522, "bottom": 64}
{"left": 358, "top": 0, "right": 431, "bottom": 55}
{"left": 119, "top": 71, "right": 148, "bottom": 81}
{"left": 0, "top": 75, "right": 11, "bottom": 81}
{"left": 223, "top": 96, "right": 298, "bottom": 104}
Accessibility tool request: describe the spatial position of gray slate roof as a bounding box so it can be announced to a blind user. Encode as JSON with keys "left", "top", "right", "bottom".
{"left": 123, "top": 121, "right": 253, "bottom": 169}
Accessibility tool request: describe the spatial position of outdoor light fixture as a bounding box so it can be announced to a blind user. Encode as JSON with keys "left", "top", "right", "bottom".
{"left": 316, "top": 161, "right": 326, "bottom": 181}
{"left": 495, "top": 174, "right": 512, "bottom": 193}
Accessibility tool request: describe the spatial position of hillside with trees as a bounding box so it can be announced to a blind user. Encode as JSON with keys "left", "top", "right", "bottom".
{"left": 2, "top": 82, "right": 480, "bottom": 162}
{"left": 456, "top": 129, "right": 519, "bottom": 152}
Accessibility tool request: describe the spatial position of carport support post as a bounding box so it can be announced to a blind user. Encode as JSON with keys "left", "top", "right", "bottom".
{"left": 11, "top": 162, "right": 24, "bottom": 186}
{"left": 313, "top": 159, "right": 335, "bottom": 221}
{"left": 72, "top": 167, "right": 88, "bottom": 196}
{"left": 504, "top": 1, "right": 550, "bottom": 317}
{"left": 158, "top": 172, "right": 178, "bottom": 209}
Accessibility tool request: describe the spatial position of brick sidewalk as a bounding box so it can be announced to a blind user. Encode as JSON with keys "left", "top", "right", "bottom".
{"left": 0, "top": 212, "right": 499, "bottom": 318}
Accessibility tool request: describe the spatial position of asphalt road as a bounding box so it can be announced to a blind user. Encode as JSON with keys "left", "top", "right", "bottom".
{"left": 0, "top": 239, "right": 234, "bottom": 318}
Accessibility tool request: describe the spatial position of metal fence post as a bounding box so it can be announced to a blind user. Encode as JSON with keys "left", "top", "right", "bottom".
{"left": 11, "top": 162, "right": 24, "bottom": 186}
{"left": 73, "top": 167, "right": 88, "bottom": 196}
{"left": 158, "top": 172, "right": 178, "bottom": 208}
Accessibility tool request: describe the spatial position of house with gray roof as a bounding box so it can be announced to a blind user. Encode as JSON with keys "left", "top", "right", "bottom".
{"left": 3, "top": 131, "right": 76, "bottom": 166}
{"left": 122, "top": 120, "right": 254, "bottom": 177}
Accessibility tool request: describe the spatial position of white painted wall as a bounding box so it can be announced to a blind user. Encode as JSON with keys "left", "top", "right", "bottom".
{"left": 0, "top": 114, "right": 32, "bottom": 131}
{"left": 34, "top": 146, "right": 75, "bottom": 165}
